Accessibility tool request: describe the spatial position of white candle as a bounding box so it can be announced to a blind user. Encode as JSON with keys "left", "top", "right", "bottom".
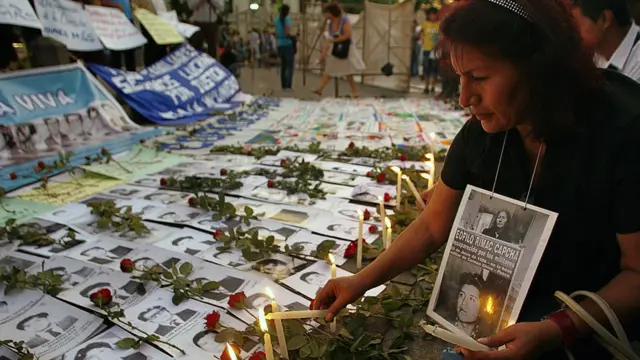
{"left": 391, "top": 166, "right": 402, "bottom": 210}
{"left": 403, "top": 174, "right": 426, "bottom": 209}
{"left": 266, "top": 310, "right": 329, "bottom": 320}
{"left": 384, "top": 218, "right": 392, "bottom": 249}
{"left": 226, "top": 343, "right": 238, "bottom": 360}
{"left": 356, "top": 210, "right": 364, "bottom": 269}
{"left": 425, "top": 153, "right": 435, "bottom": 189}
{"left": 266, "top": 288, "right": 288, "bottom": 359}
{"left": 328, "top": 253, "right": 337, "bottom": 332}
{"left": 259, "top": 308, "right": 275, "bottom": 360}
{"left": 378, "top": 196, "right": 386, "bottom": 226}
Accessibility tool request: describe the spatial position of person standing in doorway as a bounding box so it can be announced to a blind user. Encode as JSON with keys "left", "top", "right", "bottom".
{"left": 314, "top": 2, "right": 365, "bottom": 98}
{"left": 275, "top": 4, "right": 295, "bottom": 91}
{"left": 187, "top": 0, "right": 223, "bottom": 58}
{"left": 421, "top": 7, "right": 440, "bottom": 94}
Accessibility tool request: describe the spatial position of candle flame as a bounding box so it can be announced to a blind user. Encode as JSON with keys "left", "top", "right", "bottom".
{"left": 385, "top": 217, "right": 391, "bottom": 227}
{"left": 378, "top": 195, "right": 383, "bottom": 201}
{"left": 420, "top": 173, "right": 431, "bottom": 180}
{"left": 226, "top": 343, "right": 238, "bottom": 360}
{"left": 357, "top": 209, "right": 363, "bottom": 216}
{"left": 485, "top": 296, "right": 494, "bottom": 314}
{"left": 258, "top": 307, "right": 268, "bottom": 332}
{"left": 328, "top": 253, "right": 335, "bottom": 264}
{"left": 390, "top": 166, "right": 401, "bottom": 174}
{"left": 265, "top": 287, "right": 275, "bottom": 300}
{"left": 425, "top": 153, "right": 435, "bottom": 162}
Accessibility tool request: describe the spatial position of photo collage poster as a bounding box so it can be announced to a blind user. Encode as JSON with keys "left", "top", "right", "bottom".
{"left": 427, "top": 186, "right": 557, "bottom": 341}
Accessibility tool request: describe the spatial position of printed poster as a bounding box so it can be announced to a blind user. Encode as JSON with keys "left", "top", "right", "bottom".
{"left": 34, "top": 0, "right": 103, "bottom": 51}
{"left": 0, "top": 0, "right": 41, "bottom": 29}
{"left": 427, "top": 186, "right": 557, "bottom": 341}
{"left": 134, "top": 8, "right": 183, "bottom": 45}
{"left": 85, "top": 5, "right": 147, "bottom": 51}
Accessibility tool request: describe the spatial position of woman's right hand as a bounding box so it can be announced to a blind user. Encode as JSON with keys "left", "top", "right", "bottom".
{"left": 312, "top": 275, "right": 368, "bottom": 321}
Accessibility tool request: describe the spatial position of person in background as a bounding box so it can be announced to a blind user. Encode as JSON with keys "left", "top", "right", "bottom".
{"left": 411, "top": 19, "right": 422, "bottom": 77}
{"left": 572, "top": 0, "right": 640, "bottom": 82}
{"left": 187, "top": 0, "right": 223, "bottom": 58}
{"left": 0, "top": 26, "right": 18, "bottom": 72}
{"left": 220, "top": 42, "right": 239, "bottom": 77}
{"left": 132, "top": 0, "right": 170, "bottom": 66}
{"left": 260, "top": 29, "right": 272, "bottom": 67}
{"left": 249, "top": 28, "right": 261, "bottom": 65}
{"left": 421, "top": 7, "right": 440, "bottom": 94}
{"left": 275, "top": 4, "right": 295, "bottom": 91}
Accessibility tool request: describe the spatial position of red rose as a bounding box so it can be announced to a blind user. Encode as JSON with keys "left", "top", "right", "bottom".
{"left": 376, "top": 173, "right": 386, "bottom": 184}
{"left": 248, "top": 351, "right": 266, "bottom": 360}
{"left": 9, "top": 173, "right": 17, "bottom": 180}
{"left": 366, "top": 171, "right": 373, "bottom": 178}
{"left": 205, "top": 310, "right": 221, "bottom": 330}
{"left": 213, "top": 229, "right": 224, "bottom": 240}
{"left": 89, "top": 288, "right": 113, "bottom": 306}
{"left": 188, "top": 197, "right": 197, "bottom": 206}
{"left": 280, "top": 159, "right": 287, "bottom": 167}
{"left": 343, "top": 240, "right": 357, "bottom": 258}
{"left": 247, "top": 150, "right": 253, "bottom": 156}
{"left": 220, "top": 168, "right": 228, "bottom": 176}
{"left": 348, "top": 141, "right": 356, "bottom": 149}
{"left": 267, "top": 180, "right": 275, "bottom": 188}
{"left": 37, "top": 161, "right": 45, "bottom": 169}
{"left": 227, "top": 291, "right": 247, "bottom": 309}
{"left": 363, "top": 209, "right": 371, "bottom": 221}
{"left": 399, "top": 154, "right": 407, "bottom": 162}
{"left": 101, "top": 148, "right": 109, "bottom": 156}
{"left": 221, "top": 344, "right": 241, "bottom": 360}
{"left": 159, "top": 178, "right": 167, "bottom": 186}
{"left": 384, "top": 193, "right": 392, "bottom": 202}
{"left": 368, "top": 225, "right": 378, "bottom": 234}
{"left": 120, "top": 258, "right": 134, "bottom": 273}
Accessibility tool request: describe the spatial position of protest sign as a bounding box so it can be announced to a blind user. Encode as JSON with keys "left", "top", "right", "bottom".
{"left": 34, "top": 0, "right": 103, "bottom": 51}
{"left": 0, "top": 63, "right": 161, "bottom": 192}
{"left": 85, "top": 5, "right": 147, "bottom": 51}
{"left": 134, "top": 8, "right": 184, "bottom": 45}
{"left": 159, "top": 10, "right": 200, "bottom": 38}
{"left": 88, "top": 44, "right": 243, "bottom": 124}
{"left": 0, "top": 0, "right": 42, "bottom": 29}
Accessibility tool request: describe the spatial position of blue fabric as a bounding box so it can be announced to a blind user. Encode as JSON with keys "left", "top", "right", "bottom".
{"left": 110, "top": 0, "right": 133, "bottom": 20}
{"left": 88, "top": 44, "right": 243, "bottom": 125}
{"left": 275, "top": 16, "right": 292, "bottom": 47}
{"left": 278, "top": 45, "right": 294, "bottom": 89}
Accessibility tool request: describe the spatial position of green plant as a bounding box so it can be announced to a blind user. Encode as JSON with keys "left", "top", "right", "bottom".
{"left": 0, "top": 265, "right": 64, "bottom": 296}
{"left": 85, "top": 200, "right": 149, "bottom": 235}
{"left": 0, "top": 218, "right": 82, "bottom": 249}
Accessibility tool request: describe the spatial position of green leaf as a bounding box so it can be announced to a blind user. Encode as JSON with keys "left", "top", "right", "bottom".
{"left": 339, "top": 328, "right": 354, "bottom": 340}
{"left": 265, "top": 235, "right": 275, "bottom": 247}
{"left": 202, "top": 281, "right": 220, "bottom": 291}
{"left": 382, "top": 299, "right": 404, "bottom": 313}
{"left": 299, "top": 343, "right": 313, "bottom": 358}
{"left": 244, "top": 206, "right": 254, "bottom": 217}
{"left": 172, "top": 292, "right": 186, "bottom": 305}
{"left": 162, "top": 269, "right": 174, "bottom": 280}
{"left": 287, "top": 335, "right": 307, "bottom": 350}
{"left": 361, "top": 296, "right": 379, "bottom": 306}
{"left": 285, "top": 319, "right": 306, "bottom": 335}
{"left": 215, "top": 328, "right": 237, "bottom": 343}
{"left": 179, "top": 262, "right": 193, "bottom": 277}
{"left": 389, "top": 284, "right": 402, "bottom": 298}
{"left": 115, "top": 338, "right": 138, "bottom": 349}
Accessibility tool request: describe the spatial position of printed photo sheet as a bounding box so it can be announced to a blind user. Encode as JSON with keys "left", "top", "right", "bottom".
{"left": 154, "top": 228, "right": 217, "bottom": 256}
{"left": 0, "top": 287, "right": 45, "bottom": 326}
{"left": 37, "top": 203, "right": 90, "bottom": 224}
{"left": 19, "top": 228, "right": 97, "bottom": 258}
{"left": 0, "top": 295, "right": 103, "bottom": 360}
{"left": 307, "top": 215, "right": 378, "bottom": 242}
{"left": 427, "top": 186, "right": 557, "bottom": 341}
{"left": 62, "top": 326, "right": 173, "bottom": 360}
{"left": 189, "top": 262, "right": 263, "bottom": 307}
{"left": 26, "top": 256, "right": 104, "bottom": 294}
{"left": 0, "top": 346, "right": 18, "bottom": 360}
{"left": 247, "top": 183, "right": 319, "bottom": 207}
{"left": 0, "top": 250, "right": 46, "bottom": 272}
{"left": 60, "top": 270, "right": 160, "bottom": 313}
{"left": 144, "top": 204, "right": 208, "bottom": 226}
{"left": 321, "top": 171, "right": 373, "bottom": 187}
{"left": 281, "top": 261, "right": 385, "bottom": 300}
{"left": 126, "top": 244, "right": 207, "bottom": 274}
{"left": 65, "top": 238, "right": 140, "bottom": 271}
{"left": 100, "top": 184, "right": 159, "bottom": 201}
{"left": 283, "top": 230, "right": 350, "bottom": 266}
{"left": 312, "top": 161, "right": 373, "bottom": 176}
{"left": 350, "top": 183, "right": 397, "bottom": 206}
{"left": 333, "top": 202, "right": 392, "bottom": 226}
{"left": 68, "top": 213, "right": 178, "bottom": 245}
{"left": 249, "top": 252, "right": 311, "bottom": 281}
{"left": 230, "top": 278, "right": 311, "bottom": 324}
{"left": 275, "top": 150, "right": 319, "bottom": 163}
{"left": 191, "top": 153, "right": 256, "bottom": 167}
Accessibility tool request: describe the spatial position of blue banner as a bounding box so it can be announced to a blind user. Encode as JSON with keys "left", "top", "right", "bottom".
{"left": 88, "top": 44, "right": 244, "bottom": 125}
{"left": 0, "top": 63, "right": 162, "bottom": 191}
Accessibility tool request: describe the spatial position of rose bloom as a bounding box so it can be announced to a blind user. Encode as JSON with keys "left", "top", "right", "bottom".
{"left": 343, "top": 240, "right": 357, "bottom": 258}
{"left": 248, "top": 351, "right": 266, "bottom": 360}
{"left": 89, "top": 288, "right": 113, "bottom": 306}
{"left": 205, "top": 310, "right": 221, "bottom": 330}
{"left": 227, "top": 291, "right": 247, "bottom": 309}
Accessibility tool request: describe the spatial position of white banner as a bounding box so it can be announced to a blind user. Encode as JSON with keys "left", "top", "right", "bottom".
{"left": 34, "top": 0, "right": 103, "bottom": 51}
{"left": 0, "top": 0, "right": 42, "bottom": 29}
{"left": 159, "top": 10, "right": 199, "bottom": 39}
{"left": 85, "top": 5, "right": 147, "bottom": 51}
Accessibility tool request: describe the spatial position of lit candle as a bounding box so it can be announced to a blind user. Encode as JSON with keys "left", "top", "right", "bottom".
{"left": 378, "top": 196, "right": 386, "bottom": 225}
{"left": 266, "top": 288, "right": 288, "bottom": 359}
{"left": 259, "top": 308, "right": 275, "bottom": 360}
{"left": 425, "top": 153, "right": 435, "bottom": 189}
{"left": 226, "top": 343, "right": 238, "bottom": 360}
{"left": 390, "top": 166, "right": 402, "bottom": 210}
{"left": 328, "top": 253, "right": 337, "bottom": 332}
{"left": 384, "top": 218, "right": 392, "bottom": 249}
{"left": 266, "top": 310, "right": 329, "bottom": 320}
{"left": 356, "top": 210, "right": 364, "bottom": 269}
{"left": 403, "top": 174, "right": 426, "bottom": 209}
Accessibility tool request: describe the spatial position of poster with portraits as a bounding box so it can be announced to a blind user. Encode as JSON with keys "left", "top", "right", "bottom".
{"left": 230, "top": 279, "right": 311, "bottom": 324}
{"left": 0, "top": 286, "right": 45, "bottom": 325}
{"left": 0, "top": 295, "right": 103, "bottom": 360}
{"left": 26, "top": 256, "right": 103, "bottom": 294}
{"left": 189, "top": 262, "right": 263, "bottom": 307}
{"left": 62, "top": 326, "right": 172, "bottom": 360}
{"left": 427, "top": 186, "right": 557, "bottom": 341}
{"left": 65, "top": 238, "right": 140, "bottom": 270}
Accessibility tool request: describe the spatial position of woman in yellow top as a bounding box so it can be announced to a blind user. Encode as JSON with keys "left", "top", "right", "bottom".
{"left": 421, "top": 7, "right": 440, "bottom": 94}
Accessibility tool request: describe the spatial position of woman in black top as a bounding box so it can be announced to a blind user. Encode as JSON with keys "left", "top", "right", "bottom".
{"left": 481, "top": 210, "right": 519, "bottom": 244}
{"left": 313, "top": 0, "right": 640, "bottom": 359}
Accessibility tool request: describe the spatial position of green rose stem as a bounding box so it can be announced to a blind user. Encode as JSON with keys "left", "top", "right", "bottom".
{"left": 0, "top": 339, "right": 38, "bottom": 359}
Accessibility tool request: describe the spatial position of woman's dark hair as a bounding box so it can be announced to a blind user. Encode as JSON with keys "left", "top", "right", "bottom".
{"left": 440, "top": 0, "right": 603, "bottom": 140}
{"left": 426, "top": 6, "right": 439, "bottom": 15}
{"left": 279, "top": 4, "right": 290, "bottom": 25}
{"left": 491, "top": 209, "right": 511, "bottom": 228}
{"left": 323, "top": 2, "right": 343, "bottom": 17}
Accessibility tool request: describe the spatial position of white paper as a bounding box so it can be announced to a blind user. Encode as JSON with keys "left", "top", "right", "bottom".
{"left": 154, "top": 228, "right": 216, "bottom": 256}
{"left": 0, "top": 0, "right": 42, "bottom": 29}
{"left": 159, "top": 10, "right": 200, "bottom": 38}
{"left": 85, "top": 5, "right": 147, "bottom": 50}
{"left": 34, "top": 0, "right": 103, "bottom": 51}
{"left": 283, "top": 229, "right": 350, "bottom": 265}
{"left": 65, "top": 326, "right": 173, "bottom": 360}
{"left": 65, "top": 238, "right": 139, "bottom": 270}
{"left": 0, "top": 250, "right": 46, "bottom": 272}
{"left": 189, "top": 262, "right": 263, "bottom": 306}
{"left": 27, "top": 256, "right": 103, "bottom": 294}
{"left": 230, "top": 279, "right": 311, "bottom": 323}
{"left": 19, "top": 229, "right": 97, "bottom": 258}
{"left": 0, "top": 286, "right": 45, "bottom": 325}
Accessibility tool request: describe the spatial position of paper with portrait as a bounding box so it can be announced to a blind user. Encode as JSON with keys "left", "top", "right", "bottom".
{"left": 68, "top": 213, "right": 178, "bottom": 245}
{"left": 230, "top": 278, "right": 311, "bottom": 324}
{"left": 246, "top": 183, "right": 319, "bottom": 207}
{"left": 312, "top": 161, "right": 373, "bottom": 176}
{"left": 333, "top": 202, "right": 392, "bottom": 226}
{"left": 144, "top": 204, "right": 208, "bottom": 226}
{"left": 427, "top": 186, "right": 557, "bottom": 343}
{"left": 99, "top": 184, "right": 159, "bottom": 201}
{"left": 274, "top": 150, "right": 319, "bottom": 163}
{"left": 321, "top": 170, "right": 373, "bottom": 187}
{"left": 64, "top": 326, "right": 172, "bottom": 360}
{"left": 0, "top": 295, "right": 103, "bottom": 360}
{"left": 250, "top": 253, "right": 311, "bottom": 281}
{"left": 126, "top": 244, "right": 206, "bottom": 275}
{"left": 26, "top": 256, "right": 103, "bottom": 295}
{"left": 65, "top": 238, "right": 140, "bottom": 271}
{"left": 138, "top": 189, "right": 193, "bottom": 205}
{"left": 306, "top": 216, "right": 378, "bottom": 242}
{"left": 283, "top": 230, "right": 350, "bottom": 266}
{"left": 19, "top": 228, "right": 97, "bottom": 258}
{"left": 189, "top": 262, "right": 263, "bottom": 307}
{"left": 0, "top": 197, "right": 57, "bottom": 226}
{"left": 36, "top": 202, "right": 91, "bottom": 225}
{"left": 0, "top": 346, "right": 18, "bottom": 359}
{"left": 0, "top": 286, "right": 45, "bottom": 326}
{"left": 17, "top": 173, "right": 124, "bottom": 206}
{"left": 191, "top": 153, "right": 257, "bottom": 167}
{"left": 0, "top": 250, "right": 46, "bottom": 272}
{"left": 154, "top": 228, "right": 217, "bottom": 257}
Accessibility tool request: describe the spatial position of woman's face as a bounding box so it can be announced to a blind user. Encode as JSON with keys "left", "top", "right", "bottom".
{"left": 456, "top": 284, "right": 480, "bottom": 323}
{"left": 453, "top": 45, "right": 520, "bottom": 134}
{"left": 323, "top": 11, "right": 334, "bottom": 21}
{"left": 496, "top": 211, "right": 508, "bottom": 228}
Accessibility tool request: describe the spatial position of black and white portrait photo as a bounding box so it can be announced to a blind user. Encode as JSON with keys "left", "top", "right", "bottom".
{"left": 16, "top": 312, "right": 78, "bottom": 348}
{"left": 0, "top": 252, "right": 41, "bottom": 272}
{"left": 205, "top": 249, "right": 251, "bottom": 269}
{"left": 63, "top": 327, "right": 173, "bottom": 360}
{"left": 192, "top": 276, "right": 245, "bottom": 302}
{"left": 190, "top": 217, "right": 239, "bottom": 232}
{"left": 156, "top": 230, "right": 215, "bottom": 256}
{"left": 78, "top": 280, "right": 144, "bottom": 306}
{"left": 78, "top": 245, "right": 134, "bottom": 265}
{"left": 143, "top": 191, "right": 191, "bottom": 205}
{"left": 137, "top": 305, "right": 197, "bottom": 337}
{"left": 103, "top": 185, "right": 154, "bottom": 200}
{"left": 49, "top": 266, "right": 96, "bottom": 290}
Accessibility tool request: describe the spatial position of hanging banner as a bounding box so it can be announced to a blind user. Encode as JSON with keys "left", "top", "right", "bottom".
{"left": 0, "top": 63, "right": 162, "bottom": 192}
{"left": 0, "top": 0, "right": 42, "bottom": 29}
{"left": 34, "top": 0, "right": 103, "bottom": 51}
{"left": 88, "top": 44, "right": 243, "bottom": 125}
{"left": 134, "top": 8, "right": 184, "bottom": 45}
{"left": 85, "top": 5, "right": 147, "bottom": 51}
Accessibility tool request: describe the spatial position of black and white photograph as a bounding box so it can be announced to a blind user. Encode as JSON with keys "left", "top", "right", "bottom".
{"left": 308, "top": 216, "right": 377, "bottom": 242}
{"left": 66, "top": 239, "right": 138, "bottom": 268}
{"left": 101, "top": 185, "right": 157, "bottom": 200}
{"left": 321, "top": 171, "right": 372, "bottom": 187}
{"left": 0, "top": 347, "right": 17, "bottom": 360}
{"left": 350, "top": 184, "right": 397, "bottom": 206}
{"left": 0, "top": 295, "right": 103, "bottom": 360}
{"left": 249, "top": 185, "right": 318, "bottom": 207}
{"left": 251, "top": 253, "right": 310, "bottom": 280}
{"left": 244, "top": 219, "right": 300, "bottom": 245}
{"left": 127, "top": 246, "right": 197, "bottom": 273}
{"left": 230, "top": 278, "right": 311, "bottom": 324}
{"left": 189, "top": 217, "right": 240, "bottom": 232}
{"left": 145, "top": 205, "right": 207, "bottom": 225}
{"left": 269, "top": 208, "right": 311, "bottom": 225}
{"left": 427, "top": 186, "right": 557, "bottom": 340}
{"left": 197, "top": 248, "right": 252, "bottom": 270}
{"left": 60, "top": 271, "right": 158, "bottom": 312}
{"left": 154, "top": 229, "right": 216, "bottom": 256}
{"left": 189, "top": 263, "right": 263, "bottom": 306}
{"left": 0, "top": 285, "right": 46, "bottom": 325}
{"left": 115, "top": 221, "right": 178, "bottom": 245}
{"left": 191, "top": 153, "right": 255, "bottom": 166}
{"left": 142, "top": 190, "right": 192, "bottom": 205}
{"left": 181, "top": 310, "right": 257, "bottom": 359}
{"left": 284, "top": 230, "right": 349, "bottom": 265}
{"left": 275, "top": 150, "right": 319, "bottom": 163}
{"left": 0, "top": 251, "right": 43, "bottom": 272}
{"left": 37, "top": 203, "right": 89, "bottom": 224}
{"left": 319, "top": 183, "right": 358, "bottom": 199}
{"left": 63, "top": 326, "right": 173, "bottom": 360}
{"left": 132, "top": 176, "right": 165, "bottom": 188}
{"left": 19, "top": 229, "right": 96, "bottom": 258}
{"left": 334, "top": 204, "right": 389, "bottom": 225}
{"left": 29, "top": 257, "right": 102, "bottom": 293}
{"left": 115, "top": 199, "right": 166, "bottom": 218}
{"left": 313, "top": 160, "right": 372, "bottom": 176}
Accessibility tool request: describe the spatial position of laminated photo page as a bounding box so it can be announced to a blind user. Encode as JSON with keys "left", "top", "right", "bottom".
{"left": 425, "top": 185, "right": 557, "bottom": 348}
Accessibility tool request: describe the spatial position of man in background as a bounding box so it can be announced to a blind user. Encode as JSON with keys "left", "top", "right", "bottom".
{"left": 572, "top": 0, "right": 640, "bottom": 82}
{"left": 420, "top": 7, "right": 440, "bottom": 94}
{"left": 187, "top": 0, "right": 224, "bottom": 58}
